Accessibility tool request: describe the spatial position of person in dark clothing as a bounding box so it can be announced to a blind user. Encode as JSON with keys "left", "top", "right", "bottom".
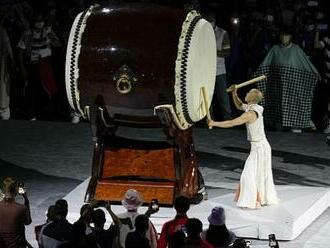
{"left": 85, "top": 208, "right": 118, "bottom": 248}
{"left": 35, "top": 204, "right": 56, "bottom": 248}
{"left": 41, "top": 199, "right": 74, "bottom": 247}
{"left": 125, "top": 214, "right": 151, "bottom": 248}
{"left": 201, "top": 206, "right": 236, "bottom": 248}
{"left": 183, "top": 218, "right": 213, "bottom": 248}
{"left": 72, "top": 204, "right": 93, "bottom": 247}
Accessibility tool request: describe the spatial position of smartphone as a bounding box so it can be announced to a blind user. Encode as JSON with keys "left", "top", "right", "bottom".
{"left": 268, "top": 234, "right": 279, "bottom": 248}
{"left": 150, "top": 199, "right": 159, "bottom": 211}
{"left": 18, "top": 183, "right": 25, "bottom": 195}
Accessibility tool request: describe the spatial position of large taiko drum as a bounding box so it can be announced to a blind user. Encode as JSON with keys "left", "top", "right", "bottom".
{"left": 65, "top": 4, "right": 216, "bottom": 129}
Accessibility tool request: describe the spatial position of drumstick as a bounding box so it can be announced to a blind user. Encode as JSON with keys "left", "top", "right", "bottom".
{"left": 226, "top": 75, "right": 266, "bottom": 92}
{"left": 201, "top": 87, "right": 213, "bottom": 129}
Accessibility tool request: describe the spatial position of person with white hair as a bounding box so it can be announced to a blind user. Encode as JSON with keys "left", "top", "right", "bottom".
{"left": 209, "top": 86, "right": 279, "bottom": 209}
{"left": 116, "top": 189, "right": 158, "bottom": 248}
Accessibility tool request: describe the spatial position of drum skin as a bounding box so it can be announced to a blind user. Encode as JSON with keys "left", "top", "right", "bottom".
{"left": 66, "top": 4, "right": 216, "bottom": 128}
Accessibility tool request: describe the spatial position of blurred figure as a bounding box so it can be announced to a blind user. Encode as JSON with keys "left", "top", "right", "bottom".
{"left": 158, "top": 196, "right": 190, "bottom": 248}
{"left": 205, "top": 11, "right": 232, "bottom": 121}
{"left": 116, "top": 189, "right": 158, "bottom": 248}
{"left": 41, "top": 199, "right": 74, "bottom": 247}
{"left": 125, "top": 214, "right": 151, "bottom": 248}
{"left": 85, "top": 207, "right": 118, "bottom": 248}
{"left": 35, "top": 205, "right": 57, "bottom": 248}
{"left": 201, "top": 206, "right": 236, "bottom": 247}
{"left": 72, "top": 204, "right": 93, "bottom": 247}
{"left": 315, "top": 29, "right": 330, "bottom": 133}
{"left": 0, "top": 177, "right": 32, "bottom": 248}
{"left": 254, "top": 27, "right": 319, "bottom": 132}
{"left": 0, "top": 26, "right": 14, "bottom": 120}
{"left": 183, "top": 218, "right": 213, "bottom": 248}
{"left": 18, "top": 11, "right": 60, "bottom": 120}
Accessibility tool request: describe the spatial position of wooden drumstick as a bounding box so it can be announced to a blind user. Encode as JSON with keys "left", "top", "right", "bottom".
{"left": 226, "top": 75, "right": 266, "bottom": 92}
{"left": 201, "top": 87, "right": 213, "bottom": 129}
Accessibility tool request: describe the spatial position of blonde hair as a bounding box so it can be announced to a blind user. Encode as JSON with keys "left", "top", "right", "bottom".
{"left": 2, "top": 177, "right": 17, "bottom": 194}
{"left": 251, "top": 89, "right": 263, "bottom": 103}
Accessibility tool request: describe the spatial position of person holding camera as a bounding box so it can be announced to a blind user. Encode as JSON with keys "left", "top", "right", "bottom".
{"left": 0, "top": 177, "right": 32, "bottom": 248}
{"left": 116, "top": 189, "right": 158, "bottom": 248}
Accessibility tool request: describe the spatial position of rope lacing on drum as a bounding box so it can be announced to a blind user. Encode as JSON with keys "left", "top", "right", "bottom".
{"left": 69, "top": 10, "right": 88, "bottom": 112}
{"left": 68, "top": 5, "right": 97, "bottom": 117}
{"left": 179, "top": 15, "right": 201, "bottom": 125}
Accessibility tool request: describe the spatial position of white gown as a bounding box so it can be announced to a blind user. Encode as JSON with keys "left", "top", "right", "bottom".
{"left": 236, "top": 104, "right": 279, "bottom": 208}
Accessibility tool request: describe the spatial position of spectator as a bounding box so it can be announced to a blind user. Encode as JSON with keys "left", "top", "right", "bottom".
{"left": 85, "top": 207, "right": 118, "bottom": 248}
{"left": 254, "top": 26, "right": 319, "bottom": 132}
{"left": 158, "top": 195, "right": 190, "bottom": 248}
{"left": 0, "top": 177, "right": 32, "bottom": 248}
{"left": 0, "top": 25, "right": 14, "bottom": 120}
{"left": 201, "top": 206, "right": 236, "bottom": 248}
{"left": 72, "top": 204, "right": 93, "bottom": 247}
{"left": 169, "top": 230, "right": 186, "bottom": 248}
{"left": 41, "top": 199, "right": 74, "bottom": 247}
{"left": 35, "top": 205, "right": 56, "bottom": 248}
{"left": 125, "top": 214, "right": 151, "bottom": 248}
{"left": 183, "top": 218, "right": 213, "bottom": 248}
{"left": 205, "top": 11, "right": 232, "bottom": 121}
{"left": 116, "top": 189, "right": 158, "bottom": 248}
{"left": 232, "top": 238, "right": 250, "bottom": 248}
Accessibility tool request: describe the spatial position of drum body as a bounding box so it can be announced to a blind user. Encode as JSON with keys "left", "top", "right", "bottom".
{"left": 66, "top": 4, "right": 216, "bottom": 129}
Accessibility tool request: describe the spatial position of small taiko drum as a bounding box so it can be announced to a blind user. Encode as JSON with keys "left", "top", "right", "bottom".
{"left": 65, "top": 4, "right": 216, "bottom": 129}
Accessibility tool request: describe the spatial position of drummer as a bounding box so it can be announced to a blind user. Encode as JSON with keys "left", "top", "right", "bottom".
{"left": 208, "top": 86, "right": 279, "bottom": 209}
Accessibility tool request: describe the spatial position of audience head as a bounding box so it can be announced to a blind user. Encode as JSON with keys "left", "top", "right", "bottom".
{"left": 186, "top": 218, "right": 203, "bottom": 239}
{"left": 46, "top": 205, "right": 57, "bottom": 222}
{"left": 169, "top": 230, "right": 186, "bottom": 248}
{"left": 79, "top": 203, "right": 93, "bottom": 223}
{"left": 134, "top": 214, "right": 149, "bottom": 235}
{"left": 232, "top": 238, "right": 249, "bottom": 248}
{"left": 55, "top": 199, "right": 68, "bottom": 219}
{"left": 174, "top": 195, "right": 190, "bottom": 215}
{"left": 92, "top": 209, "right": 106, "bottom": 229}
{"left": 122, "top": 189, "right": 143, "bottom": 211}
{"left": 208, "top": 206, "right": 226, "bottom": 226}
{"left": 2, "top": 177, "right": 18, "bottom": 199}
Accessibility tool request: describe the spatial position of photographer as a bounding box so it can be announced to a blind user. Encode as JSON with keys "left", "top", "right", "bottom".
{"left": 0, "top": 177, "right": 32, "bottom": 248}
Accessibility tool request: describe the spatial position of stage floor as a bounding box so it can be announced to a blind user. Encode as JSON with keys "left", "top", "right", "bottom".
{"left": 0, "top": 120, "right": 329, "bottom": 247}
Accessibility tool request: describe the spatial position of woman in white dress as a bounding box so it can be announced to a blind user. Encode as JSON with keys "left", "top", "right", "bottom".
{"left": 208, "top": 86, "right": 278, "bottom": 209}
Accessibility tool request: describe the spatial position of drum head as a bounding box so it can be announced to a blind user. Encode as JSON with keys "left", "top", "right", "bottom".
{"left": 175, "top": 11, "right": 216, "bottom": 129}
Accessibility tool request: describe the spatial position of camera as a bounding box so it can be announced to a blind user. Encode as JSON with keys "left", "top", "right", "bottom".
{"left": 150, "top": 199, "right": 159, "bottom": 211}
{"left": 18, "top": 182, "right": 25, "bottom": 195}
{"left": 268, "top": 234, "right": 279, "bottom": 248}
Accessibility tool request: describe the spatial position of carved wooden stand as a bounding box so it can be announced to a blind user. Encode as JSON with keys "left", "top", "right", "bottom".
{"left": 85, "top": 108, "right": 203, "bottom": 205}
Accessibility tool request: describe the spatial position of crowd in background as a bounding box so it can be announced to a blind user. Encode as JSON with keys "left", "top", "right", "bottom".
{"left": 0, "top": 0, "right": 329, "bottom": 131}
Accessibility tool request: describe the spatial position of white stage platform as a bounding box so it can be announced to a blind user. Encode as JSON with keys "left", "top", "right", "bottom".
{"left": 65, "top": 179, "right": 330, "bottom": 241}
